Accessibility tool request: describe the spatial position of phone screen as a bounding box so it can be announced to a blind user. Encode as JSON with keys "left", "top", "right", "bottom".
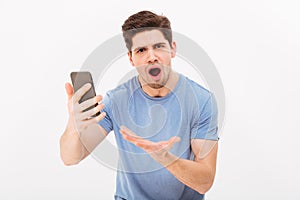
{"left": 70, "top": 71, "right": 100, "bottom": 117}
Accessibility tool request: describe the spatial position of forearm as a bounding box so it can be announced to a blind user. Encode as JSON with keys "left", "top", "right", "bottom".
{"left": 60, "top": 123, "right": 107, "bottom": 165}
{"left": 60, "top": 128, "right": 86, "bottom": 166}
{"left": 162, "top": 153, "right": 215, "bottom": 194}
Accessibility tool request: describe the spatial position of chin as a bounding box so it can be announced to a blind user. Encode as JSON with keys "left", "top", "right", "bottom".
{"left": 148, "top": 83, "right": 164, "bottom": 89}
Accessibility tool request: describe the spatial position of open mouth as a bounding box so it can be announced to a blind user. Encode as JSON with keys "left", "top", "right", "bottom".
{"left": 149, "top": 68, "right": 161, "bottom": 76}
{"left": 147, "top": 65, "right": 162, "bottom": 81}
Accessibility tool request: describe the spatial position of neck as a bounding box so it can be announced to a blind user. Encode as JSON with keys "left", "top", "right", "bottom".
{"left": 138, "top": 71, "right": 179, "bottom": 98}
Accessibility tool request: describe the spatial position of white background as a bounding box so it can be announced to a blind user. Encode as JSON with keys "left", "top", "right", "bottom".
{"left": 1, "top": 0, "right": 300, "bottom": 199}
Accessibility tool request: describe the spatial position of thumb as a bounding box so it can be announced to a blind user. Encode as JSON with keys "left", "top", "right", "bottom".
{"left": 170, "top": 136, "right": 181, "bottom": 144}
{"left": 168, "top": 136, "right": 181, "bottom": 147}
{"left": 65, "top": 82, "right": 74, "bottom": 100}
{"left": 165, "top": 136, "right": 181, "bottom": 151}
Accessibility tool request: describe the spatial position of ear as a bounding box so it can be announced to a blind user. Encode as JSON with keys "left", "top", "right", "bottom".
{"left": 128, "top": 51, "right": 135, "bottom": 66}
{"left": 171, "top": 41, "right": 176, "bottom": 58}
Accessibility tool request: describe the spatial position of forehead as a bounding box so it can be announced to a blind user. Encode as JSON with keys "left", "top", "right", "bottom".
{"left": 131, "top": 30, "right": 168, "bottom": 49}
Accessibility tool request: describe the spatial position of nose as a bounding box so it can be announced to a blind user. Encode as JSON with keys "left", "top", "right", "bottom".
{"left": 147, "top": 49, "right": 158, "bottom": 63}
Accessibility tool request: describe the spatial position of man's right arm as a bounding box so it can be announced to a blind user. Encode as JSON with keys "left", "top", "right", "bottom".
{"left": 60, "top": 123, "right": 107, "bottom": 166}
{"left": 59, "top": 82, "right": 107, "bottom": 166}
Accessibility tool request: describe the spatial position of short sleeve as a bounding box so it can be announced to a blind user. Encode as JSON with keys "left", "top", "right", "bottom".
{"left": 191, "top": 93, "right": 219, "bottom": 140}
{"left": 98, "top": 92, "right": 114, "bottom": 134}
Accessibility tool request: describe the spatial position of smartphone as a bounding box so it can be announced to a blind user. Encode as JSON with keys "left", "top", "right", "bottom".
{"left": 70, "top": 71, "right": 100, "bottom": 117}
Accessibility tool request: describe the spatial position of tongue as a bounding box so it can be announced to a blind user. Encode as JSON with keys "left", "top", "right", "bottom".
{"left": 149, "top": 68, "right": 161, "bottom": 76}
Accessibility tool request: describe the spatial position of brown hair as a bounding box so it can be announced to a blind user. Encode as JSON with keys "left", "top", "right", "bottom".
{"left": 121, "top": 10, "right": 172, "bottom": 53}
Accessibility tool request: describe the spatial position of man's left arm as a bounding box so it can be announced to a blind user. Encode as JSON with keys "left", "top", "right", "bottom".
{"left": 120, "top": 126, "right": 218, "bottom": 194}
{"left": 163, "top": 92, "right": 219, "bottom": 194}
{"left": 163, "top": 139, "right": 218, "bottom": 194}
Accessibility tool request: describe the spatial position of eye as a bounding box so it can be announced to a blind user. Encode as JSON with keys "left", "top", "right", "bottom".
{"left": 137, "top": 48, "right": 145, "bottom": 53}
{"left": 155, "top": 44, "right": 163, "bottom": 49}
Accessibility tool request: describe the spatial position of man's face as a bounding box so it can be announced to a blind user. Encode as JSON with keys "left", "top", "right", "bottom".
{"left": 128, "top": 30, "right": 176, "bottom": 89}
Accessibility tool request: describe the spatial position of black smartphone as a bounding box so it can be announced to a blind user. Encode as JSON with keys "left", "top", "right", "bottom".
{"left": 70, "top": 71, "right": 100, "bottom": 117}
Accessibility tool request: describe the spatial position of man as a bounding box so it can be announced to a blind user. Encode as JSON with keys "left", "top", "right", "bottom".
{"left": 60, "top": 10, "right": 219, "bottom": 200}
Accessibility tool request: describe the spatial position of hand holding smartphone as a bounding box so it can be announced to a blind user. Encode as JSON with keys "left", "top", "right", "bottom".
{"left": 70, "top": 71, "right": 100, "bottom": 117}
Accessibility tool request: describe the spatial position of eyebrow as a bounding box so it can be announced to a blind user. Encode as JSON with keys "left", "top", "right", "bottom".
{"left": 132, "top": 42, "right": 167, "bottom": 52}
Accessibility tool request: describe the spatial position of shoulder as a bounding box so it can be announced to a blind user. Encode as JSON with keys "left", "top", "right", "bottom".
{"left": 180, "top": 74, "right": 213, "bottom": 102}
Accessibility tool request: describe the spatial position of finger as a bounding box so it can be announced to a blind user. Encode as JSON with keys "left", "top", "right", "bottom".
{"left": 124, "top": 138, "right": 157, "bottom": 152}
{"left": 136, "top": 142, "right": 164, "bottom": 152}
{"left": 121, "top": 133, "right": 150, "bottom": 147}
{"left": 121, "top": 133, "right": 138, "bottom": 142}
{"left": 122, "top": 134, "right": 138, "bottom": 143}
{"left": 80, "top": 104, "right": 104, "bottom": 120}
{"left": 83, "top": 112, "right": 107, "bottom": 126}
{"left": 158, "top": 141, "right": 170, "bottom": 146}
{"left": 79, "top": 95, "right": 103, "bottom": 111}
{"left": 120, "top": 131, "right": 143, "bottom": 141}
{"left": 65, "top": 82, "right": 74, "bottom": 100}
{"left": 169, "top": 136, "right": 181, "bottom": 144}
{"left": 123, "top": 135, "right": 154, "bottom": 147}
{"left": 73, "top": 83, "right": 92, "bottom": 103}
{"left": 145, "top": 137, "right": 180, "bottom": 151}
{"left": 155, "top": 137, "right": 180, "bottom": 147}
{"left": 120, "top": 126, "right": 139, "bottom": 138}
